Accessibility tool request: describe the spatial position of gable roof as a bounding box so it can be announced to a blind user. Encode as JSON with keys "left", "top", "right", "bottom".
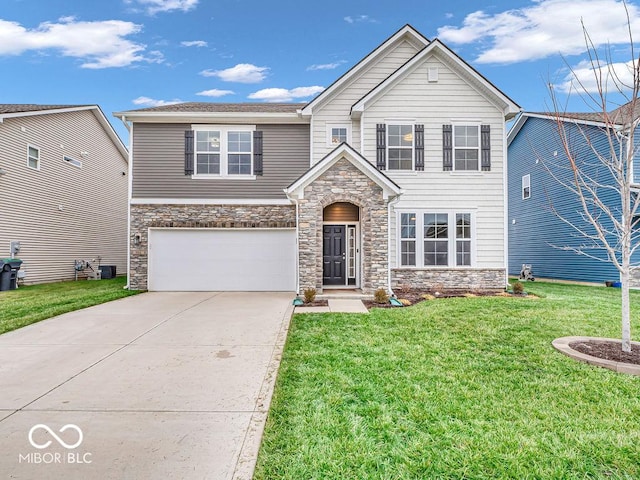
{"left": 351, "top": 38, "right": 521, "bottom": 120}
{"left": 0, "top": 104, "right": 127, "bottom": 159}
{"left": 284, "top": 142, "right": 401, "bottom": 200}
{"left": 300, "top": 24, "right": 430, "bottom": 115}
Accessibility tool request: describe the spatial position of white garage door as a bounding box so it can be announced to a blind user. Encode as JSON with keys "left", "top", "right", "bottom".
{"left": 148, "top": 229, "right": 296, "bottom": 291}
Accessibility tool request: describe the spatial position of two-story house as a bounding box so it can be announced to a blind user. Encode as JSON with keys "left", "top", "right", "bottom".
{"left": 0, "top": 104, "right": 128, "bottom": 284}
{"left": 116, "top": 25, "right": 520, "bottom": 293}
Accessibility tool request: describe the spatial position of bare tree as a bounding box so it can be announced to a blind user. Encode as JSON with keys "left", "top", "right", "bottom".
{"left": 544, "top": 2, "right": 640, "bottom": 352}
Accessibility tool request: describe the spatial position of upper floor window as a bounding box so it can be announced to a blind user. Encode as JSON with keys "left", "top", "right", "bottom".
{"left": 453, "top": 125, "right": 479, "bottom": 171}
{"left": 388, "top": 124, "right": 413, "bottom": 170}
{"left": 522, "top": 174, "right": 531, "bottom": 199}
{"left": 327, "top": 125, "right": 350, "bottom": 146}
{"left": 443, "top": 124, "right": 490, "bottom": 172}
{"left": 193, "top": 126, "right": 254, "bottom": 177}
{"left": 376, "top": 123, "right": 424, "bottom": 171}
{"left": 27, "top": 145, "right": 40, "bottom": 170}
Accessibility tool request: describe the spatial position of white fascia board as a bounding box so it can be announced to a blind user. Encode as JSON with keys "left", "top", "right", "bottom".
{"left": 301, "top": 25, "right": 429, "bottom": 116}
{"left": 115, "top": 111, "right": 308, "bottom": 125}
{"left": 130, "top": 198, "right": 294, "bottom": 205}
{"left": 0, "top": 105, "right": 99, "bottom": 122}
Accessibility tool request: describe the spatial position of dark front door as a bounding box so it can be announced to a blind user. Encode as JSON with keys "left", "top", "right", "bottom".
{"left": 323, "top": 225, "right": 345, "bottom": 285}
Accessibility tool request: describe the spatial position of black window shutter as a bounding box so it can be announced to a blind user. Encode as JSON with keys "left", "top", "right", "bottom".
{"left": 415, "top": 124, "right": 424, "bottom": 171}
{"left": 184, "top": 130, "right": 194, "bottom": 175}
{"left": 253, "top": 130, "right": 263, "bottom": 176}
{"left": 376, "top": 124, "right": 386, "bottom": 170}
{"left": 442, "top": 125, "right": 453, "bottom": 171}
{"left": 481, "top": 124, "right": 491, "bottom": 171}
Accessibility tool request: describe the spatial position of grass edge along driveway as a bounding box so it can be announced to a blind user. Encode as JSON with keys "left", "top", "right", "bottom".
{"left": 0, "top": 277, "right": 140, "bottom": 335}
{"left": 255, "top": 282, "right": 640, "bottom": 480}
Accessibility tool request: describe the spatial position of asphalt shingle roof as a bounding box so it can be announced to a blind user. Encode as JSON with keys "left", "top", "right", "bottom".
{"left": 124, "top": 102, "right": 307, "bottom": 113}
{"left": 0, "top": 104, "right": 88, "bottom": 114}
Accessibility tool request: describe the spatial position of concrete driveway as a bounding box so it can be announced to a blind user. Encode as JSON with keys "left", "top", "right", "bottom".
{"left": 0, "top": 291, "right": 294, "bottom": 480}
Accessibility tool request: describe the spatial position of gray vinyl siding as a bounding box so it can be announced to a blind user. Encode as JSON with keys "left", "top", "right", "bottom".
{"left": 131, "top": 123, "right": 310, "bottom": 199}
{"left": 0, "top": 109, "right": 128, "bottom": 284}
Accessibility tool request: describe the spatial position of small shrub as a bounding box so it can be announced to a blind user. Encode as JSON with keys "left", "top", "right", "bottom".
{"left": 374, "top": 288, "right": 389, "bottom": 304}
{"left": 421, "top": 293, "right": 435, "bottom": 301}
{"left": 396, "top": 283, "right": 412, "bottom": 296}
{"left": 399, "top": 298, "right": 412, "bottom": 306}
{"left": 303, "top": 287, "right": 316, "bottom": 304}
{"left": 512, "top": 281, "right": 524, "bottom": 295}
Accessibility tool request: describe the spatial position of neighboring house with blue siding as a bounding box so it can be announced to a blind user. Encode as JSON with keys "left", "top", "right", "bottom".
{"left": 507, "top": 107, "right": 640, "bottom": 285}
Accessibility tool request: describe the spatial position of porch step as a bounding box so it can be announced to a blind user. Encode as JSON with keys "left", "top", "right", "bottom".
{"left": 317, "top": 291, "right": 372, "bottom": 300}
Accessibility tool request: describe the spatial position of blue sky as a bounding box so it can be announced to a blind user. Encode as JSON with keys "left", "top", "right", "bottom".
{"left": 1, "top": 0, "right": 639, "bottom": 142}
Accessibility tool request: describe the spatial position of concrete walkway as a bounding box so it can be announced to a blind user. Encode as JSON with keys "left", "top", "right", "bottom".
{"left": 0, "top": 291, "right": 293, "bottom": 480}
{"left": 295, "top": 298, "right": 369, "bottom": 314}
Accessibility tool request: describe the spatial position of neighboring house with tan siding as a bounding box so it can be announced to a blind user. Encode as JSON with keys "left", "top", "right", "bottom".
{"left": 0, "top": 104, "right": 128, "bottom": 284}
{"left": 116, "top": 25, "right": 520, "bottom": 294}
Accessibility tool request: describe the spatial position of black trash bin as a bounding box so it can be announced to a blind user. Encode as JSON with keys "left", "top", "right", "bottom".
{"left": 0, "top": 258, "right": 22, "bottom": 291}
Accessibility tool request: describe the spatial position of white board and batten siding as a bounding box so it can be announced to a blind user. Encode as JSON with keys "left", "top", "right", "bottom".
{"left": 147, "top": 228, "right": 296, "bottom": 291}
{"left": 361, "top": 56, "right": 507, "bottom": 269}
{"left": 0, "top": 109, "right": 128, "bottom": 284}
{"left": 311, "top": 39, "right": 422, "bottom": 165}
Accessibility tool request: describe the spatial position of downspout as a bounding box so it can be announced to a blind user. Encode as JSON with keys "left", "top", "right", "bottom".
{"left": 502, "top": 113, "right": 510, "bottom": 288}
{"left": 120, "top": 115, "right": 133, "bottom": 290}
{"left": 387, "top": 193, "right": 401, "bottom": 295}
{"left": 284, "top": 189, "right": 300, "bottom": 295}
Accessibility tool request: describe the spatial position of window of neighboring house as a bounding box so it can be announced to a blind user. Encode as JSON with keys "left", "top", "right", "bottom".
{"left": 63, "top": 156, "right": 82, "bottom": 168}
{"left": 398, "top": 211, "right": 474, "bottom": 267}
{"left": 522, "top": 174, "right": 531, "bottom": 199}
{"left": 453, "top": 125, "right": 479, "bottom": 171}
{"left": 327, "top": 125, "right": 349, "bottom": 146}
{"left": 424, "top": 213, "right": 449, "bottom": 266}
{"left": 400, "top": 212, "right": 416, "bottom": 266}
{"left": 27, "top": 145, "right": 40, "bottom": 170}
{"left": 193, "top": 126, "right": 254, "bottom": 176}
{"left": 387, "top": 124, "right": 413, "bottom": 170}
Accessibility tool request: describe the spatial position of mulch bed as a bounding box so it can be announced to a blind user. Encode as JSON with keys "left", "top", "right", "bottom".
{"left": 569, "top": 340, "right": 640, "bottom": 366}
{"left": 363, "top": 289, "right": 527, "bottom": 309}
{"left": 301, "top": 299, "right": 329, "bottom": 307}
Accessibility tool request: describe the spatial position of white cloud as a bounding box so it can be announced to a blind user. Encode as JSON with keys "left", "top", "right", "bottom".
{"left": 0, "top": 17, "right": 159, "bottom": 69}
{"left": 248, "top": 86, "right": 324, "bottom": 102}
{"left": 307, "top": 61, "right": 346, "bottom": 71}
{"left": 344, "top": 15, "right": 377, "bottom": 24}
{"left": 555, "top": 59, "right": 638, "bottom": 94}
{"left": 200, "top": 63, "right": 269, "bottom": 83}
{"left": 127, "top": 0, "right": 198, "bottom": 15}
{"left": 181, "top": 40, "right": 207, "bottom": 47}
{"left": 437, "top": 0, "right": 640, "bottom": 64}
{"left": 196, "top": 88, "right": 234, "bottom": 97}
{"left": 132, "top": 96, "right": 182, "bottom": 107}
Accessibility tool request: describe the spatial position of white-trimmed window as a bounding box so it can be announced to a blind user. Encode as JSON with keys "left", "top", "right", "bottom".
{"left": 398, "top": 210, "right": 474, "bottom": 267}
{"left": 327, "top": 124, "right": 350, "bottom": 146}
{"left": 63, "top": 156, "right": 82, "bottom": 168}
{"left": 453, "top": 125, "right": 479, "bottom": 171}
{"left": 522, "top": 174, "right": 531, "bottom": 199}
{"left": 387, "top": 124, "right": 413, "bottom": 170}
{"left": 27, "top": 145, "right": 40, "bottom": 170}
{"left": 400, "top": 212, "right": 417, "bottom": 266}
{"left": 193, "top": 125, "right": 254, "bottom": 177}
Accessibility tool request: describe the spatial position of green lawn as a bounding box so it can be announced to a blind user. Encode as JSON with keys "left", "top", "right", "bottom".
{"left": 0, "top": 277, "right": 140, "bottom": 335}
{"left": 255, "top": 283, "right": 640, "bottom": 480}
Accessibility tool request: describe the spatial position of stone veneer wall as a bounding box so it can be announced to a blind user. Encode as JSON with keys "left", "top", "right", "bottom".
{"left": 129, "top": 204, "right": 296, "bottom": 290}
{"left": 392, "top": 268, "right": 506, "bottom": 291}
{"left": 297, "top": 157, "right": 389, "bottom": 294}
